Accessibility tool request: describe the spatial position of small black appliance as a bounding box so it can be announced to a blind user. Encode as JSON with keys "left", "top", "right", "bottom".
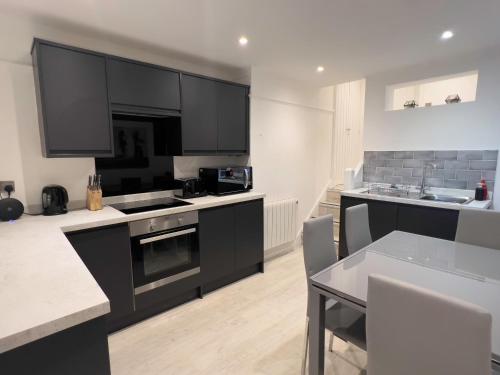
{"left": 174, "top": 178, "right": 207, "bottom": 199}
{"left": 42, "top": 185, "right": 68, "bottom": 216}
{"left": 199, "top": 167, "right": 252, "bottom": 196}
{"left": 0, "top": 184, "right": 24, "bottom": 221}
{"left": 0, "top": 198, "right": 24, "bottom": 221}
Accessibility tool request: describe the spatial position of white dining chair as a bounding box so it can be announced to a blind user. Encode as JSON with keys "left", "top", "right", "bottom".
{"left": 367, "top": 274, "right": 492, "bottom": 375}
{"left": 302, "top": 215, "right": 366, "bottom": 375}
{"left": 345, "top": 203, "right": 372, "bottom": 255}
{"left": 456, "top": 208, "right": 500, "bottom": 250}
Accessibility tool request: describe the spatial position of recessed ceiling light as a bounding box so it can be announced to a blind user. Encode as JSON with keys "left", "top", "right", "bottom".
{"left": 316, "top": 66, "right": 325, "bottom": 73}
{"left": 441, "top": 30, "right": 454, "bottom": 40}
{"left": 238, "top": 36, "right": 248, "bottom": 46}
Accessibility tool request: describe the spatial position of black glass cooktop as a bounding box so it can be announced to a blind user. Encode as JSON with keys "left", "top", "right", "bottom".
{"left": 110, "top": 197, "right": 192, "bottom": 215}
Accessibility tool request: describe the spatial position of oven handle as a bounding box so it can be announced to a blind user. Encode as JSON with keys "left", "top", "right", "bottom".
{"left": 139, "top": 227, "right": 196, "bottom": 245}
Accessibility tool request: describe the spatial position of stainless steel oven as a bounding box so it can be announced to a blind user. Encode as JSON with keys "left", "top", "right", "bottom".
{"left": 129, "top": 211, "right": 199, "bottom": 295}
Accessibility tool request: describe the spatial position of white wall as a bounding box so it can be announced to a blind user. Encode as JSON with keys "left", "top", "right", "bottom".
{"left": 250, "top": 68, "right": 334, "bottom": 229}
{"left": 332, "top": 79, "right": 366, "bottom": 186}
{"left": 365, "top": 49, "right": 500, "bottom": 151}
{"left": 364, "top": 48, "right": 500, "bottom": 207}
{"left": 0, "top": 14, "right": 247, "bottom": 212}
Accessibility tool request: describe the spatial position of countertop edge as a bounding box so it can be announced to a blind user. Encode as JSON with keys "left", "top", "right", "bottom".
{"left": 341, "top": 190, "right": 491, "bottom": 210}
{"left": 0, "top": 301, "right": 110, "bottom": 354}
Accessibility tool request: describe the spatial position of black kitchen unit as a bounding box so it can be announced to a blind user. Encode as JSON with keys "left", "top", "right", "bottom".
{"left": 32, "top": 39, "right": 114, "bottom": 157}
{"left": 181, "top": 74, "right": 249, "bottom": 155}
{"left": 339, "top": 196, "right": 459, "bottom": 258}
{"left": 31, "top": 38, "right": 250, "bottom": 158}
{"left": 200, "top": 199, "right": 264, "bottom": 292}
{"left": 66, "top": 224, "right": 134, "bottom": 332}
{"left": 65, "top": 198, "right": 264, "bottom": 333}
{"left": 107, "top": 57, "right": 181, "bottom": 113}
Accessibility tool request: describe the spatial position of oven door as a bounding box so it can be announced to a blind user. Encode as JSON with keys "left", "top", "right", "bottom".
{"left": 131, "top": 224, "right": 199, "bottom": 295}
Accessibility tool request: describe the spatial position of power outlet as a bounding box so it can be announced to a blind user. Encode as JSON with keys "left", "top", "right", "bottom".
{"left": 0, "top": 181, "right": 15, "bottom": 194}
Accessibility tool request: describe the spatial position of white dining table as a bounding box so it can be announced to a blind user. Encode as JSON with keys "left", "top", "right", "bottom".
{"left": 308, "top": 230, "right": 500, "bottom": 375}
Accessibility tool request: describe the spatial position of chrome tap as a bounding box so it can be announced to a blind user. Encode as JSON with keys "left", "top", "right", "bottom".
{"left": 420, "top": 162, "right": 437, "bottom": 195}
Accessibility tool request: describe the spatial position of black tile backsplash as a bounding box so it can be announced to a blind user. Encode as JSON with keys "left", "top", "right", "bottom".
{"left": 363, "top": 150, "right": 498, "bottom": 190}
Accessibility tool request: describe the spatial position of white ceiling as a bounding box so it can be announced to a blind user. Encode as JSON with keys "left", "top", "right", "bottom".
{"left": 1, "top": 0, "right": 499, "bottom": 85}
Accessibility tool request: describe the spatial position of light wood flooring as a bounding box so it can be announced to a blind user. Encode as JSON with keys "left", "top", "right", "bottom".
{"left": 109, "top": 249, "right": 367, "bottom": 374}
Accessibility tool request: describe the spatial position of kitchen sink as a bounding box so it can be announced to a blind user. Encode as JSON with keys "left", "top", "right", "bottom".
{"left": 419, "top": 194, "right": 473, "bottom": 204}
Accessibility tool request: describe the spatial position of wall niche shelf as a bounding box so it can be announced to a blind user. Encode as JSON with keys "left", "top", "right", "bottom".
{"left": 386, "top": 70, "right": 478, "bottom": 111}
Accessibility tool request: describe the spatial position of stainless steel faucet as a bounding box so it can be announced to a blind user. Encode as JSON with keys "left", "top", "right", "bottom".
{"left": 420, "top": 163, "right": 437, "bottom": 195}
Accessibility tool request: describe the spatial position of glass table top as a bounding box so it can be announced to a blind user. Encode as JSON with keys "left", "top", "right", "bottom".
{"left": 311, "top": 231, "right": 500, "bottom": 356}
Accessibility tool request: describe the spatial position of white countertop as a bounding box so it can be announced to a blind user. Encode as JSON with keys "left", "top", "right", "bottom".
{"left": 341, "top": 186, "right": 491, "bottom": 210}
{"left": 0, "top": 191, "right": 265, "bottom": 353}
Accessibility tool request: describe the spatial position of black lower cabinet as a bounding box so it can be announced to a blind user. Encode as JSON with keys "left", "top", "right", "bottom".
{"left": 200, "top": 199, "right": 264, "bottom": 292}
{"left": 200, "top": 204, "right": 236, "bottom": 283}
{"left": 63, "top": 200, "right": 263, "bottom": 334}
{"left": 397, "top": 204, "right": 459, "bottom": 240}
{"left": 66, "top": 224, "right": 134, "bottom": 332}
{"left": 339, "top": 196, "right": 459, "bottom": 258}
{"left": 339, "top": 196, "right": 398, "bottom": 258}
{"left": 235, "top": 200, "right": 264, "bottom": 269}
{"left": 0, "top": 317, "right": 110, "bottom": 375}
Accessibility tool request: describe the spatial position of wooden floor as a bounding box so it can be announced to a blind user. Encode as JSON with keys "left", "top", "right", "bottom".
{"left": 109, "top": 249, "right": 367, "bottom": 374}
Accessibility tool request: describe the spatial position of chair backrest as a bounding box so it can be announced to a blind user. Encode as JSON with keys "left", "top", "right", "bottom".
{"left": 345, "top": 203, "right": 372, "bottom": 255}
{"left": 456, "top": 208, "right": 500, "bottom": 250}
{"left": 367, "top": 274, "right": 492, "bottom": 375}
{"left": 303, "top": 215, "right": 337, "bottom": 315}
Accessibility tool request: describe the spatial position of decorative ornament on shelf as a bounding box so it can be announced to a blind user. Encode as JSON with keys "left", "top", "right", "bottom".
{"left": 445, "top": 94, "right": 461, "bottom": 104}
{"left": 403, "top": 100, "right": 418, "bottom": 109}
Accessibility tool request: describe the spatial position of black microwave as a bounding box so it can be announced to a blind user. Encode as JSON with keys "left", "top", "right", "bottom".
{"left": 199, "top": 167, "right": 253, "bottom": 196}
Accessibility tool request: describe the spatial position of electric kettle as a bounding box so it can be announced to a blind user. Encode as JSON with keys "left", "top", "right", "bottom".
{"left": 42, "top": 185, "right": 68, "bottom": 216}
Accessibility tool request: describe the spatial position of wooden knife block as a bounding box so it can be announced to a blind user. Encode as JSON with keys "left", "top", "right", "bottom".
{"left": 86, "top": 188, "right": 103, "bottom": 211}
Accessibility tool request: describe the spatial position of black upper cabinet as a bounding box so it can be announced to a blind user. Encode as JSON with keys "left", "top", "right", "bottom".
{"left": 180, "top": 74, "right": 249, "bottom": 155}
{"left": 107, "top": 58, "right": 180, "bottom": 112}
{"left": 181, "top": 75, "right": 218, "bottom": 152}
{"left": 217, "top": 82, "right": 248, "bottom": 153}
{"left": 32, "top": 40, "right": 113, "bottom": 157}
{"left": 32, "top": 39, "right": 249, "bottom": 158}
{"left": 66, "top": 224, "right": 134, "bottom": 332}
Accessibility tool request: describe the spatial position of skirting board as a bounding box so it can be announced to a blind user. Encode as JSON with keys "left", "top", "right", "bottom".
{"left": 264, "top": 241, "right": 297, "bottom": 262}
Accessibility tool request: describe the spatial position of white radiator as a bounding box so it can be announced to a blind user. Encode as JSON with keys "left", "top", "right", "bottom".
{"left": 264, "top": 199, "right": 298, "bottom": 250}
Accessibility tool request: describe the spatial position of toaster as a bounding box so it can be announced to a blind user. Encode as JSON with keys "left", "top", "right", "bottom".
{"left": 174, "top": 178, "right": 207, "bottom": 199}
